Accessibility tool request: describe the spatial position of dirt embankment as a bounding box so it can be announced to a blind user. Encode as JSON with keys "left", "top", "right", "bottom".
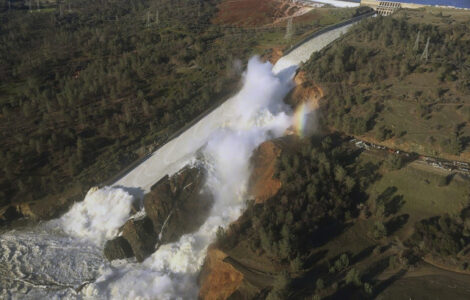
{"left": 198, "top": 246, "right": 244, "bottom": 300}
{"left": 198, "top": 139, "right": 288, "bottom": 299}
{"left": 198, "top": 74, "right": 319, "bottom": 298}
{"left": 286, "top": 70, "right": 324, "bottom": 109}
{"left": 264, "top": 47, "right": 284, "bottom": 65}
{"left": 248, "top": 140, "right": 282, "bottom": 204}
{"left": 213, "top": 0, "right": 304, "bottom": 27}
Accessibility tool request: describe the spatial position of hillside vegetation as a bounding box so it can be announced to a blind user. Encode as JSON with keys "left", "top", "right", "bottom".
{"left": 210, "top": 134, "right": 470, "bottom": 299}
{"left": 203, "top": 9, "right": 470, "bottom": 300}
{"left": 0, "top": 0, "right": 362, "bottom": 218}
{"left": 304, "top": 9, "right": 470, "bottom": 161}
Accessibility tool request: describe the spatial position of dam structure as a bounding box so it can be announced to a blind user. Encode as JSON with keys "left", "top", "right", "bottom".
{"left": 114, "top": 12, "right": 373, "bottom": 194}
{"left": 361, "top": 0, "right": 470, "bottom": 10}
{"left": 273, "top": 11, "right": 373, "bottom": 73}
{"left": 0, "top": 15, "right": 370, "bottom": 299}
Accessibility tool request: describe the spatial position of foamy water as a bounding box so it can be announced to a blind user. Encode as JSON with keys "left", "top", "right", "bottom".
{"left": 0, "top": 57, "right": 301, "bottom": 299}
{"left": 0, "top": 16, "right": 365, "bottom": 296}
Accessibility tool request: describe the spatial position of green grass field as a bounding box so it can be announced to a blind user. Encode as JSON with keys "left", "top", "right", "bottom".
{"left": 370, "top": 166, "right": 466, "bottom": 216}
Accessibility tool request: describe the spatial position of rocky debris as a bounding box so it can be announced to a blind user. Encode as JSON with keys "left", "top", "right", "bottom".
{"left": 103, "top": 236, "right": 134, "bottom": 261}
{"left": 144, "top": 166, "right": 212, "bottom": 244}
{"left": 0, "top": 192, "right": 83, "bottom": 228}
{"left": 143, "top": 175, "right": 173, "bottom": 236}
{"left": 0, "top": 205, "right": 22, "bottom": 226}
{"left": 121, "top": 217, "right": 158, "bottom": 262}
{"left": 198, "top": 247, "right": 244, "bottom": 300}
{"left": 104, "top": 166, "right": 213, "bottom": 262}
{"left": 285, "top": 70, "right": 323, "bottom": 109}
{"left": 18, "top": 193, "right": 82, "bottom": 221}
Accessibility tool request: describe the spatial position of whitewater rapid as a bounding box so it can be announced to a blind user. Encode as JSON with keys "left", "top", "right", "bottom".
{"left": 0, "top": 58, "right": 297, "bottom": 299}
{"left": 0, "top": 19, "right": 364, "bottom": 299}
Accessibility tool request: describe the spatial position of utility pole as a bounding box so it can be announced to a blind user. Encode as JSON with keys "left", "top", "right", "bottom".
{"left": 146, "top": 11, "right": 150, "bottom": 27}
{"left": 413, "top": 31, "right": 420, "bottom": 51}
{"left": 284, "top": 17, "right": 293, "bottom": 40}
{"left": 37, "top": 0, "right": 40, "bottom": 11}
{"left": 421, "top": 37, "right": 430, "bottom": 61}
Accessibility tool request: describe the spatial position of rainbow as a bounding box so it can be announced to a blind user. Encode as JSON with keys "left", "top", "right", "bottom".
{"left": 293, "top": 102, "right": 314, "bottom": 138}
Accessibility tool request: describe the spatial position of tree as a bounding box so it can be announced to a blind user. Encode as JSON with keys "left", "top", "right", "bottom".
{"left": 316, "top": 278, "right": 324, "bottom": 291}
{"left": 345, "top": 268, "right": 362, "bottom": 286}
{"left": 290, "top": 255, "right": 303, "bottom": 272}
{"left": 372, "top": 221, "right": 387, "bottom": 239}
{"left": 76, "top": 137, "right": 84, "bottom": 162}
{"left": 215, "top": 226, "right": 225, "bottom": 244}
{"left": 364, "top": 282, "right": 373, "bottom": 295}
{"left": 267, "top": 271, "right": 291, "bottom": 300}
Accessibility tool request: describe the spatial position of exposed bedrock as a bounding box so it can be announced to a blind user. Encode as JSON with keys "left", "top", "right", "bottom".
{"left": 0, "top": 193, "right": 82, "bottom": 228}
{"left": 104, "top": 166, "right": 213, "bottom": 261}
{"left": 121, "top": 217, "right": 158, "bottom": 262}
{"left": 103, "top": 236, "right": 134, "bottom": 261}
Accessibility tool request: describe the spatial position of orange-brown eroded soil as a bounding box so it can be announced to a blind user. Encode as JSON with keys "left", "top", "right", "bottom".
{"left": 288, "top": 70, "right": 324, "bottom": 109}
{"left": 213, "top": 0, "right": 304, "bottom": 27}
{"left": 198, "top": 72, "right": 319, "bottom": 300}
{"left": 198, "top": 246, "right": 244, "bottom": 300}
{"left": 248, "top": 140, "right": 283, "bottom": 204}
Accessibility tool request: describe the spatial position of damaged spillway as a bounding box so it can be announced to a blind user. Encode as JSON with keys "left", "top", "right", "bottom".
{"left": 0, "top": 58, "right": 297, "bottom": 299}
{"left": 0, "top": 19, "right": 365, "bottom": 299}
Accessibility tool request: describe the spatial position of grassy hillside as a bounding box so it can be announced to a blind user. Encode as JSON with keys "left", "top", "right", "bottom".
{"left": 303, "top": 8, "right": 470, "bottom": 162}
{"left": 213, "top": 134, "right": 470, "bottom": 299}
{"left": 207, "top": 9, "right": 470, "bottom": 299}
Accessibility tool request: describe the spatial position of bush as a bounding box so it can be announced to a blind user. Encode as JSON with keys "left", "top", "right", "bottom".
{"left": 386, "top": 155, "right": 405, "bottom": 170}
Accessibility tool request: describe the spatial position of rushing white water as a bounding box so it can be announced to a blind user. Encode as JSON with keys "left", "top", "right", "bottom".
{"left": 80, "top": 58, "right": 295, "bottom": 299}
{"left": 0, "top": 18, "right": 365, "bottom": 298}
{"left": 60, "top": 187, "right": 136, "bottom": 245}
{"left": 0, "top": 57, "right": 297, "bottom": 299}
